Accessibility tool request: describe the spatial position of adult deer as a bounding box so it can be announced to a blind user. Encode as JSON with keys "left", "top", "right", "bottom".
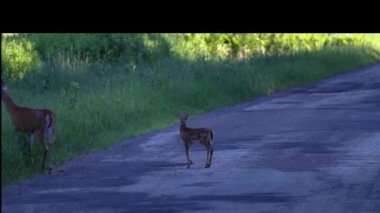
{"left": 176, "top": 113, "right": 214, "bottom": 169}
{"left": 1, "top": 79, "right": 56, "bottom": 174}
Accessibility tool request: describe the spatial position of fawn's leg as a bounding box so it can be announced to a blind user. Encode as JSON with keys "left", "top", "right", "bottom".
{"left": 205, "top": 148, "right": 210, "bottom": 168}
{"left": 209, "top": 146, "right": 213, "bottom": 168}
{"left": 199, "top": 137, "right": 212, "bottom": 168}
{"left": 184, "top": 140, "right": 192, "bottom": 168}
{"left": 205, "top": 144, "right": 213, "bottom": 168}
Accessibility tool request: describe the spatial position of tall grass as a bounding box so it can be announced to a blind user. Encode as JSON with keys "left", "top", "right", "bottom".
{"left": 2, "top": 43, "right": 380, "bottom": 185}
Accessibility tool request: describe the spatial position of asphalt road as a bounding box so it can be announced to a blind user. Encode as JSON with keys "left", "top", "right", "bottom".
{"left": 2, "top": 63, "right": 380, "bottom": 213}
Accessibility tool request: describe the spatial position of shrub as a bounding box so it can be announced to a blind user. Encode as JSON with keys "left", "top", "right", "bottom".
{"left": 1, "top": 36, "right": 41, "bottom": 81}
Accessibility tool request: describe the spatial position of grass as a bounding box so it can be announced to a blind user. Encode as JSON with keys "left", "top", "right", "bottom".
{"left": 2, "top": 45, "right": 380, "bottom": 186}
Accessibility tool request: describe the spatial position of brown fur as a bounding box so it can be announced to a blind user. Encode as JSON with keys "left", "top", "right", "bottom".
{"left": 177, "top": 113, "right": 214, "bottom": 169}
{"left": 1, "top": 79, "right": 56, "bottom": 174}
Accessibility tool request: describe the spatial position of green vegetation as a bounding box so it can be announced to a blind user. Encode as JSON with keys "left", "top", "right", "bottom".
{"left": 1, "top": 37, "right": 41, "bottom": 80}
{"left": 2, "top": 33, "right": 380, "bottom": 186}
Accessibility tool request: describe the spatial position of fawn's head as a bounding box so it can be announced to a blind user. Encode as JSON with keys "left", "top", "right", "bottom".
{"left": 176, "top": 113, "right": 191, "bottom": 125}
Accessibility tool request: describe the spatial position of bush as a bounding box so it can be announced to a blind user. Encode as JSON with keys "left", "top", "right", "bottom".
{"left": 1, "top": 36, "right": 41, "bottom": 81}
{"left": 163, "top": 33, "right": 368, "bottom": 60}
{"left": 23, "top": 33, "right": 170, "bottom": 64}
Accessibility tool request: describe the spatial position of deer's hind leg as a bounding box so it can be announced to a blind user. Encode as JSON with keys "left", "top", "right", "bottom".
{"left": 46, "top": 124, "right": 55, "bottom": 174}
{"left": 205, "top": 144, "right": 213, "bottom": 168}
{"left": 208, "top": 145, "right": 213, "bottom": 168}
{"left": 27, "top": 133, "right": 34, "bottom": 164}
{"left": 201, "top": 137, "right": 213, "bottom": 168}
{"left": 38, "top": 129, "right": 48, "bottom": 172}
{"left": 184, "top": 140, "right": 193, "bottom": 169}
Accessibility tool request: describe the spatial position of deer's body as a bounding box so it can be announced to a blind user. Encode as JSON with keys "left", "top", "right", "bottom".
{"left": 1, "top": 80, "right": 56, "bottom": 174}
{"left": 177, "top": 114, "right": 214, "bottom": 169}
